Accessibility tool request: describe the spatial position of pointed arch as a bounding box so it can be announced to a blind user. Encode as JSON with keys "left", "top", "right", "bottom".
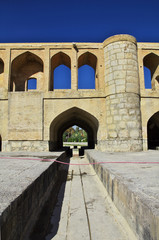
{"left": 49, "top": 107, "right": 99, "bottom": 150}
{"left": 143, "top": 53, "right": 159, "bottom": 90}
{"left": 78, "top": 52, "right": 97, "bottom": 89}
{"left": 155, "top": 75, "right": 159, "bottom": 90}
{"left": 50, "top": 52, "right": 71, "bottom": 90}
{"left": 147, "top": 111, "right": 159, "bottom": 149}
{"left": 0, "top": 58, "right": 4, "bottom": 75}
{"left": 10, "top": 51, "right": 43, "bottom": 91}
{"left": 0, "top": 59, "right": 4, "bottom": 85}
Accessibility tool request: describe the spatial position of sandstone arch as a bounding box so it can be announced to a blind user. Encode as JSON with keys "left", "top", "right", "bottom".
{"left": 49, "top": 107, "right": 99, "bottom": 151}
{"left": 147, "top": 111, "right": 159, "bottom": 149}
{"left": 50, "top": 52, "right": 71, "bottom": 90}
{"left": 78, "top": 52, "right": 97, "bottom": 89}
{"left": 10, "top": 51, "right": 43, "bottom": 91}
{"left": 0, "top": 58, "right": 4, "bottom": 74}
{"left": 0, "top": 59, "right": 4, "bottom": 87}
{"left": 143, "top": 53, "right": 159, "bottom": 90}
{"left": 78, "top": 52, "right": 97, "bottom": 69}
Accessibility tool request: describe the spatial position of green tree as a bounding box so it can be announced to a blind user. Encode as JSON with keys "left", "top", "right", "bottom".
{"left": 63, "top": 125, "right": 88, "bottom": 142}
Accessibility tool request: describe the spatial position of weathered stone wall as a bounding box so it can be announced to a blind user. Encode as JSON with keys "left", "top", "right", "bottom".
{"left": 8, "top": 92, "right": 43, "bottom": 140}
{"left": 0, "top": 100, "right": 8, "bottom": 142}
{"left": 2, "top": 140, "right": 49, "bottom": 152}
{"left": 0, "top": 152, "right": 67, "bottom": 240}
{"left": 0, "top": 35, "right": 159, "bottom": 152}
{"left": 137, "top": 43, "right": 159, "bottom": 150}
{"left": 103, "top": 35, "right": 143, "bottom": 151}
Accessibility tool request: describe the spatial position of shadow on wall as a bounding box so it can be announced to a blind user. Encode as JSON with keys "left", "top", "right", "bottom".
{"left": 10, "top": 51, "right": 43, "bottom": 91}
{"left": 147, "top": 111, "right": 159, "bottom": 149}
{"left": 0, "top": 135, "right": 1, "bottom": 151}
{"left": 143, "top": 53, "right": 159, "bottom": 90}
{"left": 30, "top": 157, "right": 71, "bottom": 240}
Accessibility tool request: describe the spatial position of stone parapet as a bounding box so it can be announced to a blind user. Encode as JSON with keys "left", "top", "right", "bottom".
{"left": 97, "top": 139, "right": 143, "bottom": 152}
{"left": 86, "top": 150, "right": 159, "bottom": 240}
{"left": 0, "top": 152, "right": 67, "bottom": 240}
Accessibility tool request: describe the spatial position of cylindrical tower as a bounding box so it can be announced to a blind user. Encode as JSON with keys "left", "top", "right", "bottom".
{"left": 103, "top": 34, "right": 143, "bottom": 151}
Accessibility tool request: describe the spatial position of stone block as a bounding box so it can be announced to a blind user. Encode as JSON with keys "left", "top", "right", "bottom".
{"left": 116, "top": 53, "right": 125, "bottom": 59}
{"left": 108, "top": 131, "right": 117, "bottom": 138}
{"left": 111, "top": 60, "right": 118, "bottom": 66}
{"left": 130, "top": 130, "right": 140, "bottom": 138}
{"left": 118, "top": 129, "right": 129, "bottom": 138}
{"left": 116, "top": 85, "right": 125, "bottom": 93}
{"left": 107, "top": 117, "right": 113, "bottom": 124}
{"left": 119, "top": 121, "right": 126, "bottom": 129}
{"left": 114, "top": 70, "right": 126, "bottom": 79}
{"left": 114, "top": 115, "right": 122, "bottom": 121}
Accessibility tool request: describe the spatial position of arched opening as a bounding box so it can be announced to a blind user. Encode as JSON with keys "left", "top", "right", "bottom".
{"left": 27, "top": 78, "right": 37, "bottom": 90}
{"left": 63, "top": 125, "right": 88, "bottom": 147}
{"left": 0, "top": 59, "right": 4, "bottom": 74}
{"left": 78, "top": 52, "right": 97, "bottom": 89}
{"left": 144, "top": 66, "right": 151, "bottom": 89}
{"left": 143, "top": 53, "right": 159, "bottom": 90}
{"left": 155, "top": 75, "right": 159, "bottom": 90}
{"left": 10, "top": 51, "right": 43, "bottom": 91}
{"left": 0, "top": 59, "right": 4, "bottom": 84}
{"left": 50, "top": 52, "right": 71, "bottom": 90}
{"left": 147, "top": 111, "right": 159, "bottom": 149}
{"left": 49, "top": 107, "right": 99, "bottom": 151}
{"left": 78, "top": 65, "right": 95, "bottom": 89}
{"left": 156, "top": 75, "right": 159, "bottom": 84}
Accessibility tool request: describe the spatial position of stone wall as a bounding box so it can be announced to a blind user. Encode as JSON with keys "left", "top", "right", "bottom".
{"left": 0, "top": 35, "right": 159, "bottom": 152}
{"left": 2, "top": 140, "right": 49, "bottom": 152}
{"left": 8, "top": 92, "right": 43, "bottom": 140}
{"left": 0, "top": 152, "right": 67, "bottom": 240}
{"left": 86, "top": 150, "right": 159, "bottom": 240}
{"left": 103, "top": 35, "right": 143, "bottom": 151}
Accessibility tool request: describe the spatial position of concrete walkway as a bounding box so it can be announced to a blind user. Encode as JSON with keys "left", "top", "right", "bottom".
{"left": 45, "top": 156, "right": 136, "bottom": 240}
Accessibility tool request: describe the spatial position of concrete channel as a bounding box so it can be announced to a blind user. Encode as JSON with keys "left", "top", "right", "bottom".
{"left": 0, "top": 150, "right": 159, "bottom": 240}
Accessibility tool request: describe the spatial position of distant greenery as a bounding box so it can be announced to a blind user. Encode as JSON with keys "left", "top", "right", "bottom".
{"left": 63, "top": 126, "right": 88, "bottom": 142}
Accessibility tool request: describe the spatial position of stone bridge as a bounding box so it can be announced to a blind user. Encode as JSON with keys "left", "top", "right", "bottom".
{"left": 0, "top": 34, "right": 159, "bottom": 152}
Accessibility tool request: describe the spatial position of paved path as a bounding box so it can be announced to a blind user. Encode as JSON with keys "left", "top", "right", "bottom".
{"left": 45, "top": 156, "right": 136, "bottom": 240}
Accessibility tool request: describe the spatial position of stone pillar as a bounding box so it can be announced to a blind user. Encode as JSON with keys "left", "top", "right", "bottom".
{"left": 44, "top": 47, "right": 50, "bottom": 91}
{"left": 4, "top": 48, "right": 11, "bottom": 91}
{"left": 103, "top": 34, "right": 143, "bottom": 152}
{"left": 71, "top": 47, "right": 78, "bottom": 90}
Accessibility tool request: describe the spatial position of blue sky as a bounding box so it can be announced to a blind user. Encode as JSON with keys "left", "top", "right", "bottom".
{"left": 1, "top": 0, "right": 157, "bottom": 90}
{"left": 0, "top": 0, "right": 159, "bottom": 43}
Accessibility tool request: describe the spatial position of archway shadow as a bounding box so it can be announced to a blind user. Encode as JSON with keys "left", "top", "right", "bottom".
{"left": 30, "top": 156, "right": 71, "bottom": 240}
{"left": 147, "top": 111, "right": 159, "bottom": 149}
{"left": 49, "top": 107, "right": 99, "bottom": 151}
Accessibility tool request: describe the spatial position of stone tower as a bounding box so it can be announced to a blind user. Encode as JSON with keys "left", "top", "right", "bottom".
{"left": 103, "top": 34, "right": 143, "bottom": 151}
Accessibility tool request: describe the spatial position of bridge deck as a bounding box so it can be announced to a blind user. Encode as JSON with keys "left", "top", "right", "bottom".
{"left": 45, "top": 156, "right": 136, "bottom": 240}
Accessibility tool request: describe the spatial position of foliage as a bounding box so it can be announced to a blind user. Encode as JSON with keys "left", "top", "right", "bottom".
{"left": 63, "top": 126, "right": 88, "bottom": 142}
